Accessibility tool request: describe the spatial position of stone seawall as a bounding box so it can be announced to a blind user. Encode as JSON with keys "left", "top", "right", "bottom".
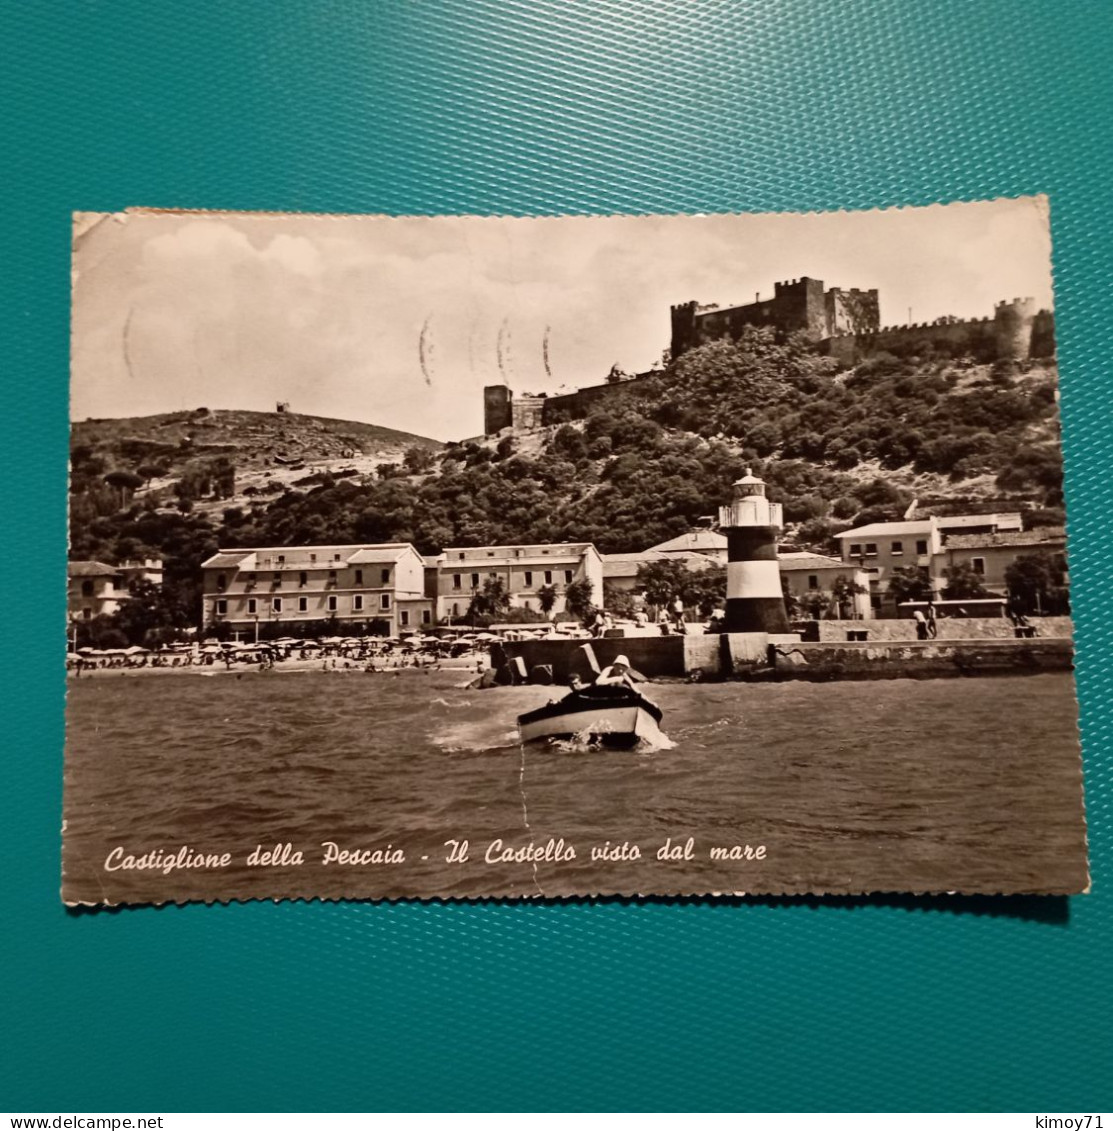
{"left": 493, "top": 632, "right": 1074, "bottom": 684}
{"left": 769, "top": 639, "right": 1073, "bottom": 681}
{"left": 814, "top": 617, "right": 1073, "bottom": 642}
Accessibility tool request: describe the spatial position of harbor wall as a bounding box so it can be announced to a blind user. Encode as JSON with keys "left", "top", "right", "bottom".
{"left": 812, "top": 616, "right": 1073, "bottom": 642}
{"left": 770, "top": 639, "right": 1073, "bottom": 680}
{"left": 493, "top": 632, "right": 1073, "bottom": 684}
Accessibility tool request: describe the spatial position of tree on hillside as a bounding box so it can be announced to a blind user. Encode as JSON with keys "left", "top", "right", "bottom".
{"left": 831, "top": 574, "right": 868, "bottom": 618}
{"left": 403, "top": 446, "right": 436, "bottom": 474}
{"left": 104, "top": 469, "right": 144, "bottom": 507}
{"left": 888, "top": 565, "right": 933, "bottom": 604}
{"left": 564, "top": 578, "right": 596, "bottom": 620}
{"left": 1005, "top": 551, "right": 1070, "bottom": 616}
{"left": 95, "top": 578, "right": 192, "bottom": 648}
{"left": 602, "top": 582, "right": 637, "bottom": 619}
{"left": 634, "top": 559, "right": 725, "bottom": 616}
{"left": 942, "top": 562, "right": 989, "bottom": 600}
{"left": 635, "top": 559, "right": 693, "bottom": 610}
{"left": 466, "top": 577, "right": 510, "bottom": 622}
{"left": 536, "top": 584, "right": 558, "bottom": 617}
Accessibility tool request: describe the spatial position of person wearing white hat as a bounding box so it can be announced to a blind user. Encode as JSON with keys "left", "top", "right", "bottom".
{"left": 595, "top": 654, "right": 635, "bottom": 689}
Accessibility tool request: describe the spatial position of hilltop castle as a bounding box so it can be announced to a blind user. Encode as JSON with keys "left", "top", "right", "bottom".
{"left": 483, "top": 277, "right": 1055, "bottom": 435}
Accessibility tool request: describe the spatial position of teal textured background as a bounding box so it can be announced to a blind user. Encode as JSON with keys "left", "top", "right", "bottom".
{"left": 2, "top": 0, "right": 1111, "bottom": 1112}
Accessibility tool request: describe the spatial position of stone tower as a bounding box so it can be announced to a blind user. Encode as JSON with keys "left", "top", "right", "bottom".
{"left": 993, "top": 297, "right": 1037, "bottom": 361}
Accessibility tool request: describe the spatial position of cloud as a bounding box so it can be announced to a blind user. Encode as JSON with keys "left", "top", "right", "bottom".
{"left": 72, "top": 201, "right": 1055, "bottom": 439}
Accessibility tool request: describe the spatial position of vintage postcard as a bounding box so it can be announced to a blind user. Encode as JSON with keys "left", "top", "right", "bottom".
{"left": 64, "top": 199, "right": 1088, "bottom": 904}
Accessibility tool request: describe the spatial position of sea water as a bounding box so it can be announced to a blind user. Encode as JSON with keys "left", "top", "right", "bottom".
{"left": 62, "top": 671, "right": 1088, "bottom": 902}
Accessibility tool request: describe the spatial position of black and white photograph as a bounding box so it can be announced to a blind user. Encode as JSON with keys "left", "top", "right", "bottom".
{"left": 64, "top": 199, "right": 1088, "bottom": 903}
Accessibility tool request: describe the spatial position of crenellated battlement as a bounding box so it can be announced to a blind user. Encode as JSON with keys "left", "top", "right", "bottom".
{"left": 490, "top": 279, "right": 1055, "bottom": 435}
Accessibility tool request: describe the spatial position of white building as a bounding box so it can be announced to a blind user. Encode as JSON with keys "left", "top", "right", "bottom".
{"left": 432, "top": 542, "right": 602, "bottom": 621}
{"left": 200, "top": 543, "right": 433, "bottom": 634}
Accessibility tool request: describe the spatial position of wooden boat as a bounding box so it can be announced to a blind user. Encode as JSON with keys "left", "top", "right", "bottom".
{"left": 517, "top": 683, "right": 665, "bottom": 748}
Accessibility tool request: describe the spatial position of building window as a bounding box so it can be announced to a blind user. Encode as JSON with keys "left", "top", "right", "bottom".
{"left": 277, "top": 555, "right": 285, "bottom": 564}
{"left": 216, "top": 599, "right": 227, "bottom": 615}
{"left": 273, "top": 572, "right": 281, "bottom": 586}
{"left": 381, "top": 568, "right": 390, "bottom": 585}
{"left": 353, "top": 594, "right": 363, "bottom": 611}
{"left": 310, "top": 553, "right": 316, "bottom": 562}
{"left": 298, "top": 597, "right": 308, "bottom": 612}
{"left": 380, "top": 594, "right": 391, "bottom": 610}
{"left": 486, "top": 551, "right": 495, "bottom": 557}
{"left": 458, "top": 553, "right": 466, "bottom": 560}
{"left": 247, "top": 598, "right": 257, "bottom": 614}
{"left": 891, "top": 542, "right": 903, "bottom": 555}
{"left": 422, "top": 610, "right": 431, "bottom": 624}
{"left": 971, "top": 557, "right": 986, "bottom": 575}
{"left": 564, "top": 570, "right": 573, "bottom": 584}
{"left": 299, "top": 571, "right": 308, "bottom": 587}
{"left": 327, "top": 595, "right": 338, "bottom": 612}
{"left": 452, "top": 574, "right": 461, "bottom": 590}
{"left": 808, "top": 575, "right": 819, "bottom": 590}
{"left": 452, "top": 603, "right": 459, "bottom": 616}
{"left": 328, "top": 569, "right": 337, "bottom": 581}
{"left": 544, "top": 570, "right": 553, "bottom": 585}
{"left": 400, "top": 610, "right": 410, "bottom": 626}
{"left": 524, "top": 571, "right": 533, "bottom": 587}
{"left": 333, "top": 553, "right": 341, "bottom": 562}
{"left": 217, "top": 572, "right": 227, "bottom": 590}
{"left": 248, "top": 572, "right": 256, "bottom": 583}
{"left": 470, "top": 573, "right": 479, "bottom": 588}
{"left": 81, "top": 579, "right": 94, "bottom": 597}
{"left": 355, "top": 569, "right": 363, "bottom": 586}
{"left": 849, "top": 544, "right": 862, "bottom": 556}
{"left": 864, "top": 543, "right": 878, "bottom": 556}
{"left": 272, "top": 598, "right": 282, "bottom": 613}
{"left": 916, "top": 540, "right": 928, "bottom": 555}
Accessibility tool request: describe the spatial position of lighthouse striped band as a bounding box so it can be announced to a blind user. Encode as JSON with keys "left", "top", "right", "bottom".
{"left": 724, "top": 526, "right": 790, "bottom": 634}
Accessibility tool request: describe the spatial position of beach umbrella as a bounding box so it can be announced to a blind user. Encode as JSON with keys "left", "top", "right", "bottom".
{"left": 124, "top": 645, "right": 149, "bottom": 654}
{"left": 475, "top": 632, "right": 499, "bottom": 642}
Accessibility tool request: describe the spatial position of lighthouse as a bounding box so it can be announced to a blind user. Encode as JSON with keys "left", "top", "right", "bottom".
{"left": 719, "top": 469, "right": 790, "bottom": 634}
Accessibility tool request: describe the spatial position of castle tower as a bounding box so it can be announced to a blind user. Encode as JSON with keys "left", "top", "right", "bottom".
{"left": 718, "top": 469, "right": 790, "bottom": 634}
{"left": 993, "top": 297, "right": 1037, "bottom": 361}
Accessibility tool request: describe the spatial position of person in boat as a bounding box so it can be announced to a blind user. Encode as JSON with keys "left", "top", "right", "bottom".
{"left": 594, "top": 654, "right": 638, "bottom": 691}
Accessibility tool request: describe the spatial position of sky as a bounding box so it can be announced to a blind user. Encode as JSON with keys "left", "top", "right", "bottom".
{"left": 71, "top": 197, "right": 1054, "bottom": 440}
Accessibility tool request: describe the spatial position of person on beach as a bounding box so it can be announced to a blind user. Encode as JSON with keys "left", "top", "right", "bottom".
{"left": 670, "top": 595, "right": 688, "bottom": 634}
{"left": 912, "top": 608, "right": 929, "bottom": 640}
{"left": 926, "top": 598, "right": 938, "bottom": 638}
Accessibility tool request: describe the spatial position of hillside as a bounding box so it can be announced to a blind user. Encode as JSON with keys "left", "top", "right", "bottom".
{"left": 68, "top": 329, "right": 1064, "bottom": 635}
{"left": 71, "top": 407, "right": 442, "bottom": 521}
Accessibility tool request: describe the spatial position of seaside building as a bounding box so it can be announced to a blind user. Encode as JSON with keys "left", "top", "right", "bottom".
{"left": 939, "top": 527, "right": 1068, "bottom": 594}
{"left": 200, "top": 543, "right": 433, "bottom": 635}
{"left": 432, "top": 542, "right": 603, "bottom": 621}
{"left": 68, "top": 558, "right": 164, "bottom": 621}
{"left": 778, "top": 552, "right": 873, "bottom": 619}
{"left": 834, "top": 513, "right": 1043, "bottom": 615}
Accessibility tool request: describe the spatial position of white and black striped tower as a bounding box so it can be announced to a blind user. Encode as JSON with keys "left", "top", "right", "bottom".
{"left": 719, "top": 469, "right": 790, "bottom": 634}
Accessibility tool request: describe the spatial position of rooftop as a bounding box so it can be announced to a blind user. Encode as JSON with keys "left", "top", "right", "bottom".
{"left": 601, "top": 550, "right": 717, "bottom": 576}
{"left": 836, "top": 520, "right": 934, "bottom": 540}
{"left": 648, "top": 530, "right": 728, "bottom": 554}
{"left": 68, "top": 560, "right": 119, "bottom": 577}
{"left": 777, "top": 552, "right": 847, "bottom": 570}
{"left": 945, "top": 527, "right": 1066, "bottom": 550}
